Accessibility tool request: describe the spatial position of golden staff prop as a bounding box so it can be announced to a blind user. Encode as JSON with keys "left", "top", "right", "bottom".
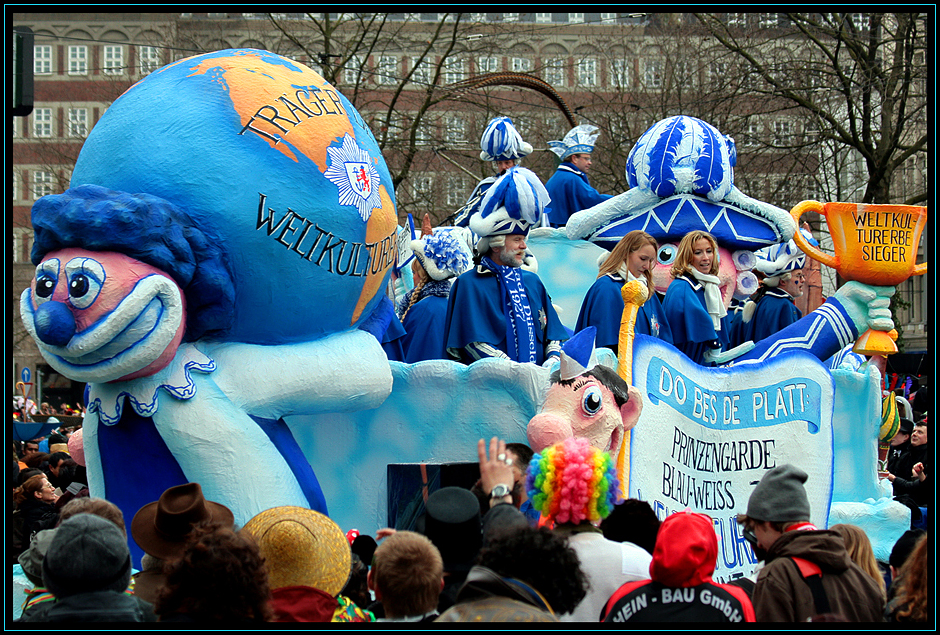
{"left": 615, "top": 280, "right": 649, "bottom": 497}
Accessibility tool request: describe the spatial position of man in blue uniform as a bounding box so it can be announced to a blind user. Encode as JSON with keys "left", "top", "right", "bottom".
{"left": 444, "top": 167, "right": 567, "bottom": 364}
{"left": 545, "top": 124, "right": 611, "bottom": 228}
{"left": 452, "top": 116, "right": 533, "bottom": 228}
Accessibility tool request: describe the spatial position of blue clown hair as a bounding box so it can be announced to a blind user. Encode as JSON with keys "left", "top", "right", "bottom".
{"left": 30, "top": 184, "right": 235, "bottom": 341}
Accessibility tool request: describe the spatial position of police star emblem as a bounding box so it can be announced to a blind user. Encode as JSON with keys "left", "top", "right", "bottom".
{"left": 325, "top": 134, "right": 382, "bottom": 222}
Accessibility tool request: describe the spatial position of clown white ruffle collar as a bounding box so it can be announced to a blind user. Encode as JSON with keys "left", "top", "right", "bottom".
{"left": 87, "top": 344, "right": 216, "bottom": 426}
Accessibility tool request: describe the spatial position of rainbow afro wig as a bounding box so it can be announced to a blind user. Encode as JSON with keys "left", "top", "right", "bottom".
{"left": 526, "top": 437, "right": 622, "bottom": 525}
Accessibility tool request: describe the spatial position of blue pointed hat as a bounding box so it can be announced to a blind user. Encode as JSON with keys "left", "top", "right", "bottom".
{"left": 559, "top": 326, "right": 599, "bottom": 381}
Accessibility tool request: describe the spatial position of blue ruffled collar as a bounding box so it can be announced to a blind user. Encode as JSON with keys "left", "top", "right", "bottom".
{"left": 87, "top": 344, "right": 216, "bottom": 426}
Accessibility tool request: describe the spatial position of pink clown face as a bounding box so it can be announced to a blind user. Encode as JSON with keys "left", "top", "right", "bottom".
{"left": 527, "top": 374, "right": 642, "bottom": 458}
{"left": 20, "top": 248, "right": 187, "bottom": 383}
{"left": 651, "top": 243, "right": 738, "bottom": 308}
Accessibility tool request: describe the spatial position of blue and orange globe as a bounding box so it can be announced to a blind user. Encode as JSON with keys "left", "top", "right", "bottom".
{"left": 70, "top": 49, "right": 397, "bottom": 344}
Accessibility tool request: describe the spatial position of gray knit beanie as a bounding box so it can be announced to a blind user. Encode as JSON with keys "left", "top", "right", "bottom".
{"left": 42, "top": 514, "right": 132, "bottom": 598}
{"left": 746, "top": 464, "right": 811, "bottom": 522}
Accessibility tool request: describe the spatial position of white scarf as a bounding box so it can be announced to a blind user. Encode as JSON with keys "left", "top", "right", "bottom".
{"left": 689, "top": 268, "right": 726, "bottom": 330}
{"left": 617, "top": 263, "right": 648, "bottom": 288}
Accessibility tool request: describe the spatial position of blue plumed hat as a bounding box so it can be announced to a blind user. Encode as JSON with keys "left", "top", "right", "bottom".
{"left": 549, "top": 124, "right": 601, "bottom": 160}
{"left": 754, "top": 228, "right": 817, "bottom": 279}
{"left": 559, "top": 326, "right": 599, "bottom": 381}
{"left": 411, "top": 231, "right": 472, "bottom": 281}
{"left": 566, "top": 115, "right": 796, "bottom": 252}
{"left": 470, "top": 167, "right": 550, "bottom": 241}
{"left": 480, "top": 116, "right": 533, "bottom": 162}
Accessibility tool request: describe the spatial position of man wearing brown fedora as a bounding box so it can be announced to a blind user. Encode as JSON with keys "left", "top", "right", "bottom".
{"left": 130, "top": 482, "right": 234, "bottom": 603}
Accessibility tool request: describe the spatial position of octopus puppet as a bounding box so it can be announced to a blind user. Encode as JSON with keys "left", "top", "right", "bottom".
{"left": 19, "top": 50, "right": 400, "bottom": 556}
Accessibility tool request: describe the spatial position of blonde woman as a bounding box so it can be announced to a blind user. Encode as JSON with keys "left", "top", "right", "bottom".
{"left": 662, "top": 231, "right": 729, "bottom": 365}
{"left": 831, "top": 524, "right": 887, "bottom": 599}
{"left": 576, "top": 230, "right": 672, "bottom": 356}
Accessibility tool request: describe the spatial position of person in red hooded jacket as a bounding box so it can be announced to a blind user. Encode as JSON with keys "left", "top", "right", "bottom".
{"left": 600, "top": 510, "right": 755, "bottom": 623}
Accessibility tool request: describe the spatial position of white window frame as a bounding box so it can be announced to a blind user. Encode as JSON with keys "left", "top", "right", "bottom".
{"left": 744, "top": 121, "right": 761, "bottom": 147}
{"left": 577, "top": 58, "right": 597, "bottom": 87}
{"left": 32, "top": 171, "right": 55, "bottom": 199}
{"left": 68, "top": 107, "right": 89, "bottom": 138}
{"left": 410, "top": 175, "right": 434, "bottom": 200}
{"left": 708, "top": 61, "right": 729, "bottom": 86}
{"left": 14, "top": 227, "right": 34, "bottom": 263}
{"left": 103, "top": 45, "right": 125, "bottom": 75}
{"left": 600, "top": 13, "right": 617, "bottom": 23}
{"left": 610, "top": 59, "right": 630, "bottom": 89}
{"left": 727, "top": 13, "right": 747, "bottom": 27}
{"left": 674, "top": 60, "right": 697, "bottom": 87}
{"left": 33, "top": 108, "right": 53, "bottom": 138}
{"left": 411, "top": 57, "right": 433, "bottom": 86}
{"left": 444, "top": 116, "right": 466, "bottom": 144}
{"left": 643, "top": 59, "right": 663, "bottom": 89}
{"left": 543, "top": 57, "right": 566, "bottom": 87}
{"left": 759, "top": 13, "right": 777, "bottom": 29}
{"left": 568, "top": 13, "right": 584, "bottom": 24}
{"left": 34, "top": 45, "right": 52, "bottom": 75}
{"left": 851, "top": 13, "right": 867, "bottom": 31}
{"left": 68, "top": 45, "right": 88, "bottom": 76}
{"left": 345, "top": 55, "right": 364, "bottom": 84}
{"left": 376, "top": 55, "right": 398, "bottom": 85}
{"left": 503, "top": 13, "right": 519, "bottom": 23}
{"left": 444, "top": 58, "right": 466, "bottom": 84}
{"left": 535, "top": 13, "right": 552, "bottom": 24}
{"left": 446, "top": 176, "right": 468, "bottom": 207}
{"left": 12, "top": 171, "right": 18, "bottom": 202}
{"left": 477, "top": 55, "right": 499, "bottom": 74}
{"left": 415, "top": 117, "right": 433, "bottom": 145}
{"left": 773, "top": 120, "right": 794, "bottom": 145}
{"left": 511, "top": 57, "right": 532, "bottom": 73}
{"left": 138, "top": 46, "right": 161, "bottom": 75}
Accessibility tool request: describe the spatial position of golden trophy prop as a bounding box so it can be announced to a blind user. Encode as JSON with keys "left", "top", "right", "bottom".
{"left": 791, "top": 201, "right": 927, "bottom": 355}
{"left": 615, "top": 279, "right": 649, "bottom": 497}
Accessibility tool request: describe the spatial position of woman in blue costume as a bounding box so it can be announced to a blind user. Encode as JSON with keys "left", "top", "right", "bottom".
{"left": 662, "top": 231, "right": 729, "bottom": 366}
{"left": 737, "top": 235, "right": 808, "bottom": 346}
{"left": 576, "top": 230, "right": 672, "bottom": 356}
{"left": 395, "top": 231, "right": 470, "bottom": 363}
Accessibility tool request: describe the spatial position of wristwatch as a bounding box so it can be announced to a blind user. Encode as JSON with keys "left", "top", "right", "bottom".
{"left": 489, "top": 484, "right": 511, "bottom": 500}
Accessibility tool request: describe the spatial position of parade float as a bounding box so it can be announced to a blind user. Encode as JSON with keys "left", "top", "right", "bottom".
{"left": 18, "top": 51, "right": 923, "bottom": 577}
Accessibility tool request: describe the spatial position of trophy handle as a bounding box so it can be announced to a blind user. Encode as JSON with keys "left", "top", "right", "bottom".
{"left": 791, "top": 201, "right": 838, "bottom": 268}
{"left": 913, "top": 262, "right": 928, "bottom": 276}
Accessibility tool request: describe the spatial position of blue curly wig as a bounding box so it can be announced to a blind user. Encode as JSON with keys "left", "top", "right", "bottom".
{"left": 30, "top": 184, "right": 235, "bottom": 341}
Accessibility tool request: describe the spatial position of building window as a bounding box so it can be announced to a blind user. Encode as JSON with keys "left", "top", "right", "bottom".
{"left": 773, "top": 120, "right": 794, "bottom": 145}
{"left": 12, "top": 172, "right": 18, "bottom": 202}
{"left": 600, "top": 13, "right": 617, "bottom": 23}
{"left": 376, "top": 55, "right": 398, "bottom": 85}
{"left": 503, "top": 13, "right": 519, "bottom": 22}
{"left": 568, "top": 13, "right": 584, "bottom": 24}
{"left": 577, "top": 58, "right": 597, "bottom": 87}
{"left": 446, "top": 176, "right": 468, "bottom": 207}
{"left": 477, "top": 55, "right": 499, "bottom": 74}
{"left": 345, "top": 55, "right": 364, "bottom": 84}
{"left": 32, "top": 171, "right": 55, "bottom": 199}
{"left": 643, "top": 59, "right": 663, "bottom": 89}
{"left": 68, "top": 108, "right": 89, "bottom": 138}
{"left": 14, "top": 228, "right": 34, "bottom": 263}
{"left": 543, "top": 58, "right": 566, "bottom": 87}
{"left": 536, "top": 13, "right": 552, "bottom": 24}
{"left": 139, "top": 46, "right": 161, "bottom": 75}
{"left": 103, "top": 46, "right": 125, "bottom": 75}
{"left": 758, "top": 13, "right": 778, "bottom": 29}
{"left": 851, "top": 13, "right": 868, "bottom": 31}
{"left": 610, "top": 59, "right": 630, "bottom": 89}
{"left": 444, "top": 59, "right": 466, "bottom": 84}
{"left": 415, "top": 118, "right": 433, "bottom": 145}
{"left": 444, "top": 116, "right": 466, "bottom": 144}
{"left": 68, "top": 45, "right": 88, "bottom": 75}
{"left": 34, "top": 45, "right": 52, "bottom": 75}
{"left": 674, "top": 60, "right": 697, "bottom": 87}
{"left": 410, "top": 175, "right": 434, "bottom": 201}
{"left": 511, "top": 57, "right": 532, "bottom": 73}
{"left": 708, "top": 61, "right": 729, "bottom": 86}
{"left": 727, "top": 13, "right": 747, "bottom": 27}
{"left": 411, "top": 58, "right": 433, "bottom": 86}
{"left": 33, "top": 108, "right": 53, "bottom": 137}
{"left": 743, "top": 121, "right": 761, "bottom": 147}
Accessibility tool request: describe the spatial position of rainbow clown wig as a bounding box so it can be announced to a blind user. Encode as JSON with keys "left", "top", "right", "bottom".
{"left": 526, "top": 437, "right": 622, "bottom": 526}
